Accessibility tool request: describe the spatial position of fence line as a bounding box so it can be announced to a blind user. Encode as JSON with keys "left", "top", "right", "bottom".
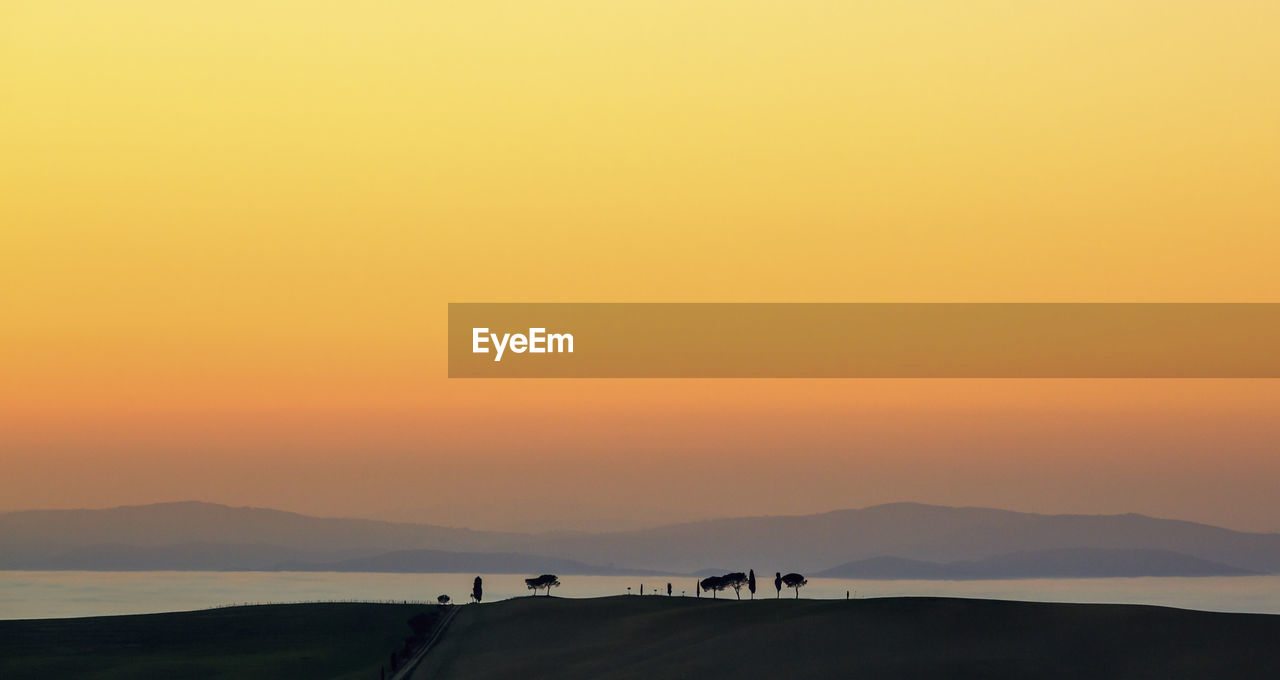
{"left": 207, "top": 599, "right": 436, "bottom": 609}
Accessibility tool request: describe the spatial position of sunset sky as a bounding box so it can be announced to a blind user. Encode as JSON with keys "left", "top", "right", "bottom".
{"left": 3, "top": 2, "right": 1279, "bottom": 532}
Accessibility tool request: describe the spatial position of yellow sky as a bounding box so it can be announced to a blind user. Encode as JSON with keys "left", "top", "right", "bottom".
{"left": 2, "top": 2, "right": 1279, "bottom": 530}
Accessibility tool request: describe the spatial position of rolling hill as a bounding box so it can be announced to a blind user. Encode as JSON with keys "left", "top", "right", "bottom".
{"left": 414, "top": 595, "right": 1280, "bottom": 680}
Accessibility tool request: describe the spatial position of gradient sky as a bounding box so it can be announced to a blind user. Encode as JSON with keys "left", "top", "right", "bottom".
{"left": 3, "top": 2, "right": 1279, "bottom": 532}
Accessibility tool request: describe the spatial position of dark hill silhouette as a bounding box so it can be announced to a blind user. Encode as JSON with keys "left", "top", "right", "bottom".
{"left": 414, "top": 595, "right": 1280, "bottom": 680}
{"left": 0, "top": 602, "right": 432, "bottom": 679}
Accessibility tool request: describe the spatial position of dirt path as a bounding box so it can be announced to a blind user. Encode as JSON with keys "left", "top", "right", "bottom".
{"left": 392, "top": 605, "right": 458, "bottom": 680}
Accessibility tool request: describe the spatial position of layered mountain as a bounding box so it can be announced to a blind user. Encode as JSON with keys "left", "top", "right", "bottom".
{"left": 3, "top": 501, "right": 1278, "bottom": 577}
{"left": 277, "top": 549, "right": 662, "bottom": 576}
{"left": 517, "top": 503, "right": 1280, "bottom": 573}
{"left": 814, "top": 548, "right": 1257, "bottom": 579}
{"left": 0, "top": 501, "right": 517, "bottom": 563}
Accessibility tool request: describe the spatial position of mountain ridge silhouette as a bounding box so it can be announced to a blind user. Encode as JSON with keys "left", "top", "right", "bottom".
{"left": 3, "top": 501, "right": 1277, "bottom": 575}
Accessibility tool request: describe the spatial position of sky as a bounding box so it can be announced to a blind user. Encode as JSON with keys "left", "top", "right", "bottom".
{"left": 2, "top": 1, "right": 1279, "bottom": 532}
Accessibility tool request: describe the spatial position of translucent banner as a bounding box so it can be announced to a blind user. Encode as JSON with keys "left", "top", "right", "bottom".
{"left": 448, "top": 304, "right": 1280, "bottom": 378}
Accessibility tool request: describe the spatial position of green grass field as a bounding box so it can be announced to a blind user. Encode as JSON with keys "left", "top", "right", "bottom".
{"left": 0, "top": 603, "right": 441, "bottom": 680}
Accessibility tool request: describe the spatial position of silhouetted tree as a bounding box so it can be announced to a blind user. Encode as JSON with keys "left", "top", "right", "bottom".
{"left": 525, "top": 574, "right": 561, "bottom": 596}
{"left": 782, "top": 573, "right": 808, "bottom": 599}
{"left": 774, "top": 572, "right": 782, "bottom": 598}
{"left": 437, "top": 594, "right": 450, "bottom": 605}
{"left": 748, "top": 569, "right": 757, "bottom": 599}
{"left": 700, "top": 575, "right": 727, "bottom": 599}
{"left": 722, "top": 572, "right": 748, "bottom": 600}
{"left": 472, "top": 576, "right": 483, "bottom": 603}
{"left": 667, "top": 582, "right": 672, "bottom": 596}
{"left": 696, "top": 580, "right": 700, "bottom": 598}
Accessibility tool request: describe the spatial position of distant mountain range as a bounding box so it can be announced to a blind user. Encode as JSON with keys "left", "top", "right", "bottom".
{"left": 275, "top": 549, "right": 661, "bottom": 576}
{"left": 2, "top": 501, "right": 1277, "bottom": 578}
{"left": 517, "top": 503, "right": 1280, "bottom": 575}
{"left": 814, "top": 548, "right": 1257, "bottom": 580}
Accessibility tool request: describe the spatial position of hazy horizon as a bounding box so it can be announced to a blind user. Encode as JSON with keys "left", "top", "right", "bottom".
{"left": 5, "top": 496, "right": 1279, "bottom": 536}
{"left": 6, "top": 378, "right": 1280, "bottom": 534}
{"left": 7, "top": 378, "right": 1279, "bottom": 534}
{"left": 6, "top": 4, "right": 1280, "bottom": 539}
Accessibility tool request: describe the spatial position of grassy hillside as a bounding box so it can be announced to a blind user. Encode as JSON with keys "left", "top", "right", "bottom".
{"left": 416, "top": 595, "right": 1280, "bottom": 680}
{"left": 0, "top": 603, "right": 440, "bottom": 680}
{"left": 4, "top": 596, "right": 1276, "bottom": 679}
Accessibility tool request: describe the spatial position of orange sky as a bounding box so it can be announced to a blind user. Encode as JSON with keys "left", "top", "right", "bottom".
{"left": 2, "top": 2, "right": 1279, "bottom": 531}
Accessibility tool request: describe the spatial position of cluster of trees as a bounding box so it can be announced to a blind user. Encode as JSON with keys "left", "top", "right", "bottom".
{"left": 441, "top": 573, "right": 559, "bottom": 601}
{"left": 698, "top": 570, "right": 755, "bottom": 599}
{"left": 776, "top": 572, "right": 808, "bottom": 598}
{"left": 524, "top": 573, "right": 561, "bottom": 596}
{"left": 455, "top": 570, "right": 811, "bottom": 605}
{"left": 695, "top": 570, "right": 808, "bottom": 599}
